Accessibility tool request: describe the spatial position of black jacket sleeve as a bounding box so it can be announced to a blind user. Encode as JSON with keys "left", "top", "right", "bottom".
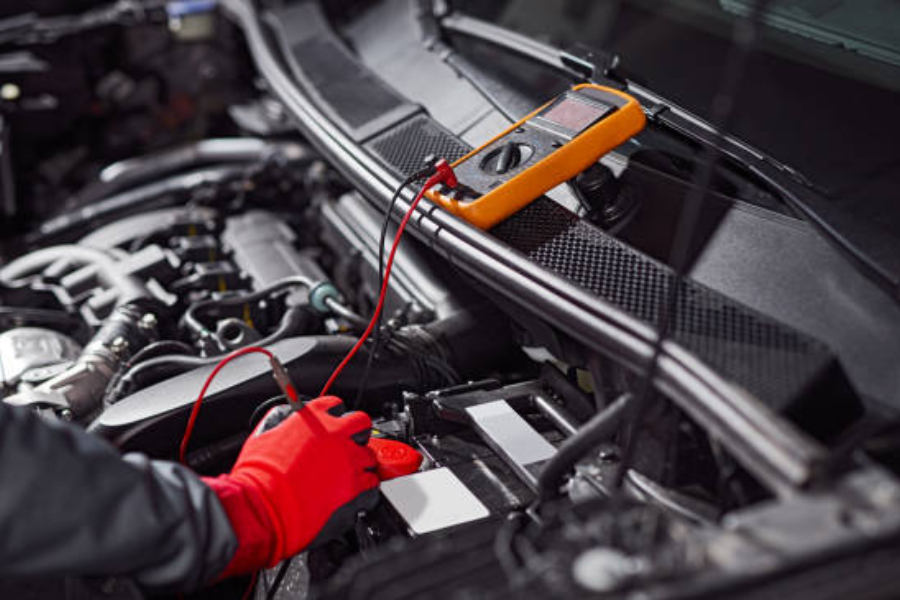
{"left": 0, "top": 400, "right": 237, "bottom": 592}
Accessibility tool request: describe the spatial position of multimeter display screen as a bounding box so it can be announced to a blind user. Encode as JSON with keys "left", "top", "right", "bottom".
{"left": 540, "top": 97, "right": 611, "bottom": 133}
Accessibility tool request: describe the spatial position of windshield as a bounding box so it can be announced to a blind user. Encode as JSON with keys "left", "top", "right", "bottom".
{"left": 454, "top": 0, "right": 900, "bottom": 238}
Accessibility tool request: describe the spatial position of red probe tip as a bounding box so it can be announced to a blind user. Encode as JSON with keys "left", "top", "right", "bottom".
{"left": 270, "top": 355, "right": 301, "bottom": 405}
{"left": 433, "top": 158, "right": 458, "bottom": 189}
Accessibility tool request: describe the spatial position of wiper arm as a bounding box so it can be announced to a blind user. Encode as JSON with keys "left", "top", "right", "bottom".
{"left": 436, "top": 10, "right": 900, "bottom": 303}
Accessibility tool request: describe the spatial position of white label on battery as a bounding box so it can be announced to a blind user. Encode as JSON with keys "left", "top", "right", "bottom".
{"left": 381, "top": 467, "right": 490, "bottom": 535}
{"left": 466, "top": 400, "right": 557, "bottom": 466}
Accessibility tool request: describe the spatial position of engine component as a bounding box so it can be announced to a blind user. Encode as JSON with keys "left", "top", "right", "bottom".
{"left": 0, "top": 327, "right": 81, "bottom": 389}
{"left": 367, "top": 437, "right": 423, "bottom": 480}
{"left": 92, "top": 299, "right": 517, "bottom": 455}
{"left": 108, "top": 304, "right": 310, "bottom": 401}
{"left": 181, "top": 277, "right": 317, "bottom": 353}
{"left": 30, "top": 167, "right": 244, "bottom": 245}
{"left": 222, "top": 210, "right": 328, "bottom": 307}
{"left": 0, "top": 244, "right": 179, "bottom": 323}
{"left": 98, "top": 139, "right": 306, "bottom": 191}
{"left": 91, "top": 335, "right": 425, "bottom": 454}
{"left": 4, "top": 302, "right": 160, "bottom": 418}
{"left": 214, "top": 318, "right": 261, "bottom": 350}
{"left": 79, "top": 207, "right": 218, "bottom": 251}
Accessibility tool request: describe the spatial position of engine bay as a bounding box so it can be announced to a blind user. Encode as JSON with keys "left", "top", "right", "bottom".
{"left": 3, "top": 1, "right": 900, "bottom": 599}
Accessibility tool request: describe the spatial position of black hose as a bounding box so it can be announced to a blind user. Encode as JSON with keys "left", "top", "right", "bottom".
{"left": 126, "top": 340, "right": 195, "bottom": 364}
{"left": 182, "top": 275, "right": 314, "bottom": 339}
{"left": 111, "top": 306, "right": 307, "bottom": 401}
{"left": 536, "top": 393, "right": 634, "bottom": 501}
{"left": 103, "top": 341, "right": 195, "bottom": 405}
{"left": 249, "top": 395, "right": 291, "bottom": 430}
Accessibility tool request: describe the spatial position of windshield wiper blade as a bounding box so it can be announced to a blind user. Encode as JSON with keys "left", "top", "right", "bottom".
{"left": 436, "top": 10, "right": 900, "bottom": 302}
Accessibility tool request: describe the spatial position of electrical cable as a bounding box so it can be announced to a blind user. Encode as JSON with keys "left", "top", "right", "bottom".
{"left": 319, "top": 162, "right": 456, "bottom": 396}
{"left": 318, "top": 177, "right": 435, "bottom": 396}
{"left": 179, "top": 345, "right": 274, "bottom": 464}
{"left": 611, "top": 0, "right": 774, "bottom": 492}
{"left": 353, "top": 162, "right": 449, "bottom": 407}
{"left": 179, "top": 346, "right": 301, "bottom": 597}
{"left": 495, "top": 512, "right": 529, "bottom": 583}
{"left": 265, "top": 557, "right": 294, "bottom": 600}
{"left": 240, "top": 571, "right": 258, "bottom": 600}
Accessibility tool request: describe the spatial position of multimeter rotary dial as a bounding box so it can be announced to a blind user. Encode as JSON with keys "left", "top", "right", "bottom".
{"left": 479, "top": 142, "right": 534, "bottom": 175}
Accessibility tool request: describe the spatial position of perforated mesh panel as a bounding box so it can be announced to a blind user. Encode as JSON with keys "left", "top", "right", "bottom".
{"left": 366, "top": 114, "right": 850, "bottom": 417}
{"left": 491, "top": 199, "right": 834, "bottom": 408}
{"left": 368, "top": 115, "right": 471, "bottom": 176}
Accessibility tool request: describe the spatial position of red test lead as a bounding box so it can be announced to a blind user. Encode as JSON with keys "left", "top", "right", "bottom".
{"left": 318, "top": 159, "right": 458, "bottom": 397}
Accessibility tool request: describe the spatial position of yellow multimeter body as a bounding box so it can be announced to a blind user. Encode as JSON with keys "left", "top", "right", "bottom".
{"left": 426, "top": 83, "right": 646, "bottom": 229}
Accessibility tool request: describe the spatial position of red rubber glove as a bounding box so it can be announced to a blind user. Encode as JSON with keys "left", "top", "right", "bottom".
{"left": 202, "top": 396, "right": 379, "bottom": 579}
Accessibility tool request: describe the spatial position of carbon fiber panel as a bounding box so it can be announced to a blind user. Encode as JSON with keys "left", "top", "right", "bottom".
{"left": 491, "top": 198, "right": 831, "bottom": 409}
{"left": 368, "top": 115, "right": 472, "bottom": 175}
{"left": 366, "top": 116, "right": 858, "bottom": 428}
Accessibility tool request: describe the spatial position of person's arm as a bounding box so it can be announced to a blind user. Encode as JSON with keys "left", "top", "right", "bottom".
{"left": 0, "top": 399, "right": 235, "bottom": 591}
{"left": 0, "top": 396, "right": 378, "bottom": 592}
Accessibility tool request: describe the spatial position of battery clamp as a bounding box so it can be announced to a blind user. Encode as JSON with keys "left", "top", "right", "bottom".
{"left": 426, "top": 83, "right": 646, "bottom": 229}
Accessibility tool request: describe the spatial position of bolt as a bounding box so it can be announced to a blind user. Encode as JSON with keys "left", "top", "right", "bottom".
{"left": 139, "top": 313, "right": 158, "bottom": 331}
{"left": 597, "top": 444, "right": 619, "bottom": 462}
{"left": 572, "top": 548, "right": 641, "bottom": 593}
{"left": 0, "top": 83, "right": 20, "bottom": 101}
{"left": 110, "top": 336, "right": 129, "bottom": 358}
{"left": 59, "top": 409, "right": 73, "bottom": 421}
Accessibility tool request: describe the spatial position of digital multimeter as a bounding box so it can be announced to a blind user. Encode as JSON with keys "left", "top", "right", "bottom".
{"left": 426, "top": 83, "right": 646, "bottom": 229}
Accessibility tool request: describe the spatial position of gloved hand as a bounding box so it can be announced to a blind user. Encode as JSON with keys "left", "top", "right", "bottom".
{"left": 202, "top": 396, "right": 379, "bottom": 579}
